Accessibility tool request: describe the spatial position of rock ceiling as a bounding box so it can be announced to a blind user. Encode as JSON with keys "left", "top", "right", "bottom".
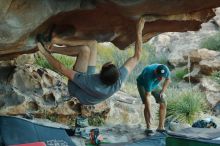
{"left": 1, "top": 0, "right": 220, "bottom": 60}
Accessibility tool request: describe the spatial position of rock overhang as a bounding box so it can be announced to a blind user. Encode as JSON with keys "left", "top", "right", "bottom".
{"left": 1, "top": 0, "right": 220, "bottom": 60}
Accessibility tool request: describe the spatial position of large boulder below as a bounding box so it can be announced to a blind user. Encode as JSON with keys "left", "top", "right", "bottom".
{"left": 1, "top": 0, "right": 220, "bottom": 60}
{"left": 0, "top": 63, "right": 148, "bottom": 126}
{"left": 0, "top": 64, "right": 110, "bottom": 125}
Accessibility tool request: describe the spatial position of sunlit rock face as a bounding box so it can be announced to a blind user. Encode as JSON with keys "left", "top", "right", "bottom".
{"left": 1, "top": 0, "right": 220, "bottom": 60}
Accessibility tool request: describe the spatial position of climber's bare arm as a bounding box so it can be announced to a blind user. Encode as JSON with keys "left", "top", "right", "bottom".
{"left": 124, "top": 17, "right": 145, "bottom": 74}
{"left": 37, "top": 42, "right": 76, "bottom": 80}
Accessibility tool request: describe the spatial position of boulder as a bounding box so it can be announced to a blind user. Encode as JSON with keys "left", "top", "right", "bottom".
{"left": 205, "top": 91, "right": 220, "bottom": 108}
{"left": 0, "top": 64, "right": 110, "bottom": 125}
{"left": 200, "top": 55, "right": 220, "bottom": 75}
{"left": 106, "top": 91, "right": 160, "bottom": 126}
{"left": 1, "top": 0, "right": 220, "bottom": 60}
{"left": 149, "top": 8, "right": 220, "bottom": 67}
{"left": 168, "top": 121, "right": 191, "bottom": 132}
{"left": 148, "top": 33, "right": 172, "bottom": 53}
{"left": 14, "top": 53, "right": 36, "bottom": 66}
{"left": 200, "top": 77, "right": 220, "bottom": 109}
{"left": 166, "top": 25, "right": 220, "bottom": 67}
{"left": 183, "top": 65, "right": 202, "bottom": 83}
{"left": 183, "top": 48, "right": 220, "bottom": 64}
{"left": 200, "top": 77, "right": 220, "bottom": 92}
{"left": 0, "top": 63, "right": 151, "bottom": 126}
{"left": 212, "top": 7, "right": 220, "bottom": 28}
{"left": 106, "top": 91, "right": 145, "bottom": 125}
{"left": 0, "top": 60, "right": 14, "bottom": 67}
{"left": 213, "top": 102, "right": 220, "bottom": 116}
{"left": 168, "top": 52, "right": 188, "bottom": 67}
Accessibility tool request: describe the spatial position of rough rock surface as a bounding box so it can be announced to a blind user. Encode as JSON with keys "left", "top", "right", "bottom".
{"left": 183, "top": 65, "right": 202, "bottom": 83}
{"left": 149, "top": 8, "right": 220, "bottom": 67}
{"left": 168, "top": 122, "right": 191, "bottom": 132}
{"left": 183, "top": 49, "right": 220, "bottom": 82}
{"left": 0, "top": 64, "right": 110, "bottom": 125}
{"left": 199, "top": 55, "right": 220, "bottom": 75}
{"left": 0, "top": 62, "right": 149, "bottom": 126}
{"left": 183, "top": 48, "right": 220, "bottom": 64}
{"left": 200, "top": 77, "right": 220, "bottom": 108}
{"left": 1, "top": 0, "right": 220, "bottom": 60}
{"left": 181, "top": 48, "right": 220, "bottom": 112}
{"left": 213, "top": 102, "right": 220, "bottom": 116}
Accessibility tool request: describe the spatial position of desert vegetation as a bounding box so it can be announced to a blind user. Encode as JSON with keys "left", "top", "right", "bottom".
{"left": 200, "top": 32, "right": 220, "bottom": 51}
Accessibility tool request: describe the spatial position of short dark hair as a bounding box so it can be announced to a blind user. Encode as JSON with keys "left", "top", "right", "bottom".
{"left": 100, "top": 62, "right": 119, "bottom": 85}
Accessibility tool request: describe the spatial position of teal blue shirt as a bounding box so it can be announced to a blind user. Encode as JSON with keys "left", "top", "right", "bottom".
{"left": 137, "top": 64, "right": 170, "bottom": 92}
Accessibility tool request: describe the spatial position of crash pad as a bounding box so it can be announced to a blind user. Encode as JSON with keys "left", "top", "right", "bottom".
{"left": 0, "top": 116, "right": 76, "bottom": 146}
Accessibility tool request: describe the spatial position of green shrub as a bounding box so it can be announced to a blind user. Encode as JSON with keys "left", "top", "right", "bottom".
{"left": 35, "top": 54, "right": 53, "bottom": 70}
{"left": 46, "top": 114, "right": 58, "bottom": 122}
{"left": 54, "top": 54, "right": 75, "bottom": 69}
{"left": 211, "top": 71, "right": 220, "bottom": 84}
{"left": 88, "top": 114, "right": 105, "bottom": 126}
{"left": 35, "top": 53, "right": 75, "bottom": 71}
{"left": 172, "top": 68, "right": 188, "bottom": 81}
{"left": 166, "top": 88, "right": 207, "bottom": 124}
{"left": 200, "top": 33, "right": 220, "bottom": 51}
{"left": 97, "top": 43, "right": 115, "bottom": 67}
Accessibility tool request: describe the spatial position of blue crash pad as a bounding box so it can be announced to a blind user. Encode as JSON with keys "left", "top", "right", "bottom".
{"left": 0, "top": 116, "right": 76, "bottom": 146}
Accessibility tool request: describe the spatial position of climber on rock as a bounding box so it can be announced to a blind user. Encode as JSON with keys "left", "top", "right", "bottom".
{"left": 37, "top": 17, "right": 146, "bottom": 105}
